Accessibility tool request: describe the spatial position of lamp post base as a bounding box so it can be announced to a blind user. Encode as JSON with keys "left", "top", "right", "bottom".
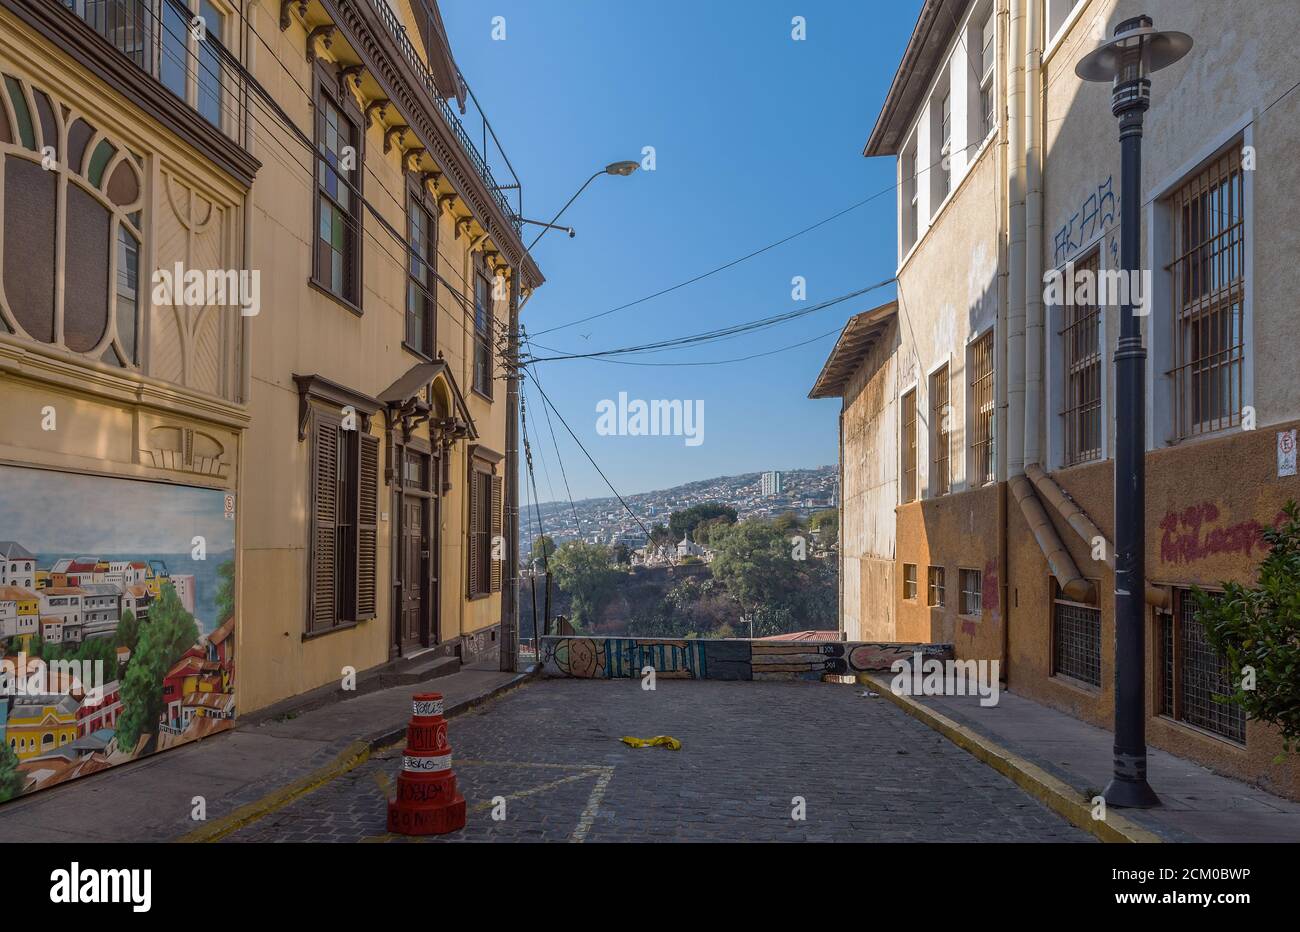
{"left": 1103, "top": 775, "right": 1161, "bottom": 809}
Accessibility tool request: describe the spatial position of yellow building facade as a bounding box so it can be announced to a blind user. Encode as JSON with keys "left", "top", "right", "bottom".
{"left": 0, "top": 0, "right": 538, "bottom": 797}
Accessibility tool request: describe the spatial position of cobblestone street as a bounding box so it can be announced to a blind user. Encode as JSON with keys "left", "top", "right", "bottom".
{"left": 225, "top": 678, "right": 1092, "bottom": 842}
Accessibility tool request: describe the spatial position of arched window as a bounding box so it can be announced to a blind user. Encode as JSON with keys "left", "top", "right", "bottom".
{"left": 0, "top": 71, "right": 144, "bottom": 368}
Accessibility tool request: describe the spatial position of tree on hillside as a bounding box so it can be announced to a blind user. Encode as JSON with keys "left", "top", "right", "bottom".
{"left": 772, "top": 511, "right": 804, "bottom": 533}
{"left": 612, "top": 543, "right": 631, "bottom": 565}
{"left": 669, "top": 503, "right": 737, "bottom": 541}
{"left": 531, "top": 534, "right": 557, "bottom": 566}
{"left": 550, "top": 541, "right": 620, "bottom": 628}
{"left": 116, "top": 608, "right": 140, "bottom": 652}
{"left": 710, "top": 518, "right": 838, "bottom": 634}
{"left": 214, "top": 558, "right": 235, "bottom": 626}
{"left": 647, "top": 523, "right": 675, "bottom": 550}
{"left": 809, "top": 509, "right": 839, "bottom": 547}
{"left": 0, "top": 740, "right": 23, "bottom": 802}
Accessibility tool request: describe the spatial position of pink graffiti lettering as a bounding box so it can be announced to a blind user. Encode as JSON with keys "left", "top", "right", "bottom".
{"left": 1159, "top": 501, "right": 1282, "bottom": 565}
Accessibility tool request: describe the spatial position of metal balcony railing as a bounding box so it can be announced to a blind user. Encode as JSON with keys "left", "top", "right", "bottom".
{"left": 364, "top": 0, "right": 522, "bottom": 231}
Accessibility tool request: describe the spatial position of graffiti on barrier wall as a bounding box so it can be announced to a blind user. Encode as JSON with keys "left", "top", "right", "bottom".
{"left": 540, "top": 636, "right": 954, "bottom": 682}
{"left": 1159, "top": 501, "right": 1286, "bottom": 566}
{"left": 0, "top": 465, "right": 235, "bottom": 803}
{"left": 1053, "top": 176, "right": 1117, "bottom": 266}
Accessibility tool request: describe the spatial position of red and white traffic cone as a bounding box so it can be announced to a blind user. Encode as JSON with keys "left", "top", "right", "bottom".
{"left": 386, "top": 692, "right": 467, "bottom": 835}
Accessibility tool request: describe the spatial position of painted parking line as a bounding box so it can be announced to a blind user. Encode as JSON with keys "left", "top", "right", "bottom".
{"left": 361, "top": 760, "right": 617, "bottom": 843}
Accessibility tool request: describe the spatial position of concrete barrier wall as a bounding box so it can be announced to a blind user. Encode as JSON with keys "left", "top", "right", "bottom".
{"left": 540, "top": 636, "right": 954, "bottom": 682}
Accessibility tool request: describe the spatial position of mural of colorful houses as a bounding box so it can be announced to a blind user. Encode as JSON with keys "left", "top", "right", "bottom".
{"left": 0, "top": 465, "right": 235, "bottom": 802}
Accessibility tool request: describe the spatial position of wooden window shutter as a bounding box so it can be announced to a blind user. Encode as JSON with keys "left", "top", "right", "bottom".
{"left": 309, "top": 412, "right": 341, "bottom": 632}
{"left": 490, "top": 474, "right": 503, "bottom": 592}
{"left": 467, "top": 468, "right": 481, "bottom": 597}
{"left": 355, "top": 432, "right": 380, "bottom": 619}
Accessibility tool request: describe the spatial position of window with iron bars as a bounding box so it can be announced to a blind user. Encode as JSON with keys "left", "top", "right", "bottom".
{"left": 1061, "top": 249, "right": 1102, "bottom": 465}
{"left": 930, "top": 364, "right": 950, "bottom": 495}
{"left": 969, "top": 331, "right": 995, "bottom": 486}
{"left": 1051, "top": 583, "right": 1101, "bottom": 687}
{"left": 901, "top": 388, "right": 918, "bottom": 504}
{"left": 927, "top": 565, "right": 945, "bottom": 607}
{"left": 1159, "top": 589, "right": 1246, "bottom": 744}
{"left": 959, "top": 568, "right": 982, "bottom": 616}
{"left": 1168, "top": 145, "right": 1245, "bottom": 440}
{"left": 903, "top": 563, "right": 918, "bottom": 600}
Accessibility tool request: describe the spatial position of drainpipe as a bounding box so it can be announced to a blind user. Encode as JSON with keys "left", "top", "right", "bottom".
{"left": 1023, "top": 0, "right": 1045, "bottom": 469}
{"left": 1025, "top": 464, "right": 1171, "bottom": 609}
{"left": 1005, "top": 0, "right": 1026, "bottom": 479}
{"left": 1010, "top": 476, "right": 1095, "bottom": 603}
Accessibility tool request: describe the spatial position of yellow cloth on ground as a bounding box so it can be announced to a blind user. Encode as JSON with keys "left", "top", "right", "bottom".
{"left": 620, "top": 735, "right": 682, "bottom": 751}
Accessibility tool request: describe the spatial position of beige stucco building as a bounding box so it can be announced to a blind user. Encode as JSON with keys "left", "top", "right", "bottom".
{"left": 815, "top": 0, "right": 1300, "bottom": 797}
{"left": 0, "top": 0, "right": 538, "bottom": 799}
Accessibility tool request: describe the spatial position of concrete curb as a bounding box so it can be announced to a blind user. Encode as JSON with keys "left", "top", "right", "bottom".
{"left": 177, "top": 666, "right": 540, "bottom": 843}
{"left": 862, "top": 674, "right": 1163, "bottom": 844}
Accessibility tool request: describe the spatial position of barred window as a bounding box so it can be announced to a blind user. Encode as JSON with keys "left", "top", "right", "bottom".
{"left": 1061, "top": 250, "right": 1102, "bottom": 465}
{"left": 1052, "top": 585, "right": 1101, "bottom": 686}
{"left": 903, "top": 563, "right": 918, "bottom": 600}
{"left": 930, "top": 364, "right": 950, "bottom": 495}
{"left": 901, "top": 388, "right": 918, "bottom": 503}
{"left": 969, "top": 331, "right": 995, "bottom": 486}
{"left": 979, "top": 10, "right": 995, "bottom": 138}
{"left": 1158, "top": 589, "right": 1246, "bottom": 744}
{"left": 1168, "top": 146, "right": 1245, "bottom": 439}
{"left": 927, "top": 566, "right": 945, "bottom": 607}
{"left": 959, "top": 568, "right": 982, "bottom": 616}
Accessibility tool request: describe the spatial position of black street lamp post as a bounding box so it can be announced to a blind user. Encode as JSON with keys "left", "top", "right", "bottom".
{"left": 1076, "top": 15, "right": 1191, "bottom": 809}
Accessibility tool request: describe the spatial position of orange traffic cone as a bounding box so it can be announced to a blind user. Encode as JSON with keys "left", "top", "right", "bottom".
{"left": 386, "top": 692, "right": 467, "bottom": 835}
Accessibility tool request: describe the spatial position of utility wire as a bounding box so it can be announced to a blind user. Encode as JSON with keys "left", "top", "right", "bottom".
{"left": 522, "top": 278, "right": 895, "bottom": 363}
{"left": 524, "top": 371, "right": 651, "bottom": 539}
{"left": 523, "top": 330, "right": 582, "bottom": 530}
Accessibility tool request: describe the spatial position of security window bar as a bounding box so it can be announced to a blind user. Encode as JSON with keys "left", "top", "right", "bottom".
{"left": 901, "top": 388, "right": 918, "bottom": 503}
{"left": 970, "top": 331, "right": 995, "bottom": 486}
{"left": 903, "top": 563, "right": 918, "bottom": 600}
{"left": 473, "top": 272, "right": 493, "bottom": 398}
{"left": 927, "top": 566, "right": 945, "bottom": 607}
{"left": 930, "top": 364, "right": 950, "bottom": 495}
{"left": 1168, "top": 145, "right": 1245, "bottom": 440}
{"left": 1052, "top": 588, "right": 1101, "bottom": 687}
{"left": 1061, "top": 249, "right": 1102, "bottom": 465}
{"left": 1160, "top": 589, "right": 1246, "bottom": 744}
{"left": 959, "top": 569, "right": 982, "bottom": 616}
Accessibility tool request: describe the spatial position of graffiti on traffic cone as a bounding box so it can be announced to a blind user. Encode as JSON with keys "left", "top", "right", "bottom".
{"left": 386, "top": 692, "right": 467, "bottom": 835}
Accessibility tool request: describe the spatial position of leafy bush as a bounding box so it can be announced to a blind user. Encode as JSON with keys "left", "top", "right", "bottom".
{"left": 1193, "top": 501, "right": 1300, "bottom": 756}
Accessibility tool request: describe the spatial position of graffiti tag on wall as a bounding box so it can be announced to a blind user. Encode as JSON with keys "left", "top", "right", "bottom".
{"left": 1053, "top": 177, "right": 1116, "bottom": 266}
{"left": 1159, "top": 501, "right": 1285, "bottom": 565}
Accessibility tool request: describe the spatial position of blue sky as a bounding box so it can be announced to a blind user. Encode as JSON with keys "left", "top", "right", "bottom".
{"left": 440, "top": 0, "right": 921, "bottom": 500}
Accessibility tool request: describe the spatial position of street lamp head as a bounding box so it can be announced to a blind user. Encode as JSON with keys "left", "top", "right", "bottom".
{"left": 1076, "top": 15, "right": 1192, "bottom": 85}
{"left": 604, "top": 160, "right": 639, "bottom": 177}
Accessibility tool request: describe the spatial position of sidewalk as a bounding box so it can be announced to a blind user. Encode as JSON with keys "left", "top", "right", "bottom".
{"left": 0, "top": 662, "right": 533, "bottom": 843}
{"left": 871, "top": 678, "right": 1300, "bottom": 842}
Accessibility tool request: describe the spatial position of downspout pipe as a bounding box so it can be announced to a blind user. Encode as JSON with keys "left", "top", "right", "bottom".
{"left": 1010, "top": 475, "right": 1095, "bottom": 603}
{"left": 1023, "top": 0, "right": 1045, "bottom": 470}
{"left": 1006, "top": 0, "right": 1026, "bottom": 478}
{"left": 1025, "top": 464, "right": 1171, "bottom": 609}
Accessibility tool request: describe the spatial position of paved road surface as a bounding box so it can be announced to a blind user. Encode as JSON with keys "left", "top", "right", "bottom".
{"left": 225, "top": 677, "right": 1092, "bottom": 842}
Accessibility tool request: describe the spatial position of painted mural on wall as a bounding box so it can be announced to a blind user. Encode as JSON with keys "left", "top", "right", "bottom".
{"left": 0, "top": 465, "right": 235, "bottom": 802}
{"left": 540, "top": 636, "right": 953, "bottom": 682}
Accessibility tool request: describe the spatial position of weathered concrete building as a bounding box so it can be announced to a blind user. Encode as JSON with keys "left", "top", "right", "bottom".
{"left": 815, "top": 0, "right": 1300, "bottom": 797}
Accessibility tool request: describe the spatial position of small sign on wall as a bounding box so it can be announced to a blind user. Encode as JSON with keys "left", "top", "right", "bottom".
{"left": 224, "top": 493, "right": 236, "bottom": 519}
{"left": 1279, "top": 429, "right": 1297, "bottom": 478}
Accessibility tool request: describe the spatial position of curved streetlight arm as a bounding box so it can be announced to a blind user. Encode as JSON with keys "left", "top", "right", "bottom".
{"left": 527, "top": 170, "right": 604, "bottom": 251}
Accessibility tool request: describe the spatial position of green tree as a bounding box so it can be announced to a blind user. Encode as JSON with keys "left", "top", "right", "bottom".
{"left": 116, "top": 586, "right": 200, "bottom": 750}
{"left": 214, "top": 558, "right": 235, "bottom": 626}
{"left": 647, "top": 524, "right": 674, "bottom": 550}
{"left": 116, "top": 608, "right": 140, "bottom": 652}
{"left": 612, "top": 543, "right": 631, "bottom": 565}
{"left": 1194, "top": 501, "right": 1300, "bottom": 756}
{"left": 772, "top": 511, "right": 804, "bottom": 533}
{"left": 809, "top": 509, "right": 839, "bottom": 547}
{"left": 0, "top": 739, "right": 23, "bottom": 802}
{"left": 550, "top": 541, "right": 620, "bottom": 628}
{"left": 669, "top": 503, "right": 737, "bottom": 542}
